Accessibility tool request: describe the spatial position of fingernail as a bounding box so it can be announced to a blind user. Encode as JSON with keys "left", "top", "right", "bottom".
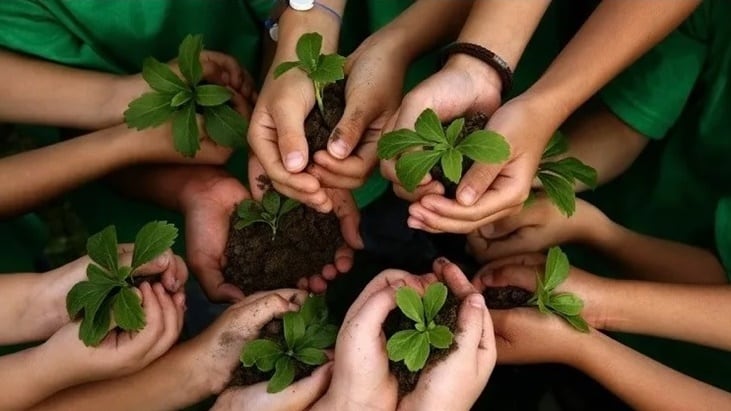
{"left": 479, "top": 224, "right": 495, "bottom": 237}
{"left": 408, "top": 219, "right": 425, "bottom": 230}
{"left": 153, "top": 252, "right": 171, "bottom": 268}
{"left": 468, "top": 294, "right": 486, "bottom": 308}
{"left": 423, "top": 202, "right": 436, "bottom": 212}
{"left": 410, "top": 210, "right": 425, "bottom": 221}
{"left": 329, "top": 139, "right": 350, "bottom": 159}
{"left": 458, "top": 187, "right": 477, "bottom": 206}
{"left": 435, "top": 257, "right": 450, "bottom": 266}
{"left": 284, "top": 152, "right": 305, "bottom": 171}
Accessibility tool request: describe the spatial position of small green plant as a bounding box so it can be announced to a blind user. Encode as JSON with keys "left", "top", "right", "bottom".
{"left": 532, "top": 131, "right": 598, "bottom": 217}
{"left": 377, "top": 108, "right": 511, "bottom": 192}
{"left": 386, "top": 282, "right": 455, "bottom": 372}
{"left": 240, "top": 295, "right": 338, "bottom": 393}
{"left": 66, "top": 221, "right": 178, "bottom": 346}
{"left": 234, "top": 191, "right": 300, "bottom": 239}
{"left": 124, "top": 34, "right": 248, "bottom": 157}
{"left": 273, "top": 32, "right": 346, "bottom": 114}
{"left": 528, "top": 247, "right": 589, "bottom": 332}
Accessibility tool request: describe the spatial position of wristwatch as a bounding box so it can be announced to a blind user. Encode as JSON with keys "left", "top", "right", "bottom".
{"left": 264, "top": 0, "right": 341, "bottom": 41}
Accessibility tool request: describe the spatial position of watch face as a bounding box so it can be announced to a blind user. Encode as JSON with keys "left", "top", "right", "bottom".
{"left": 289, "top": 0, "right": 315, "bottom": 11}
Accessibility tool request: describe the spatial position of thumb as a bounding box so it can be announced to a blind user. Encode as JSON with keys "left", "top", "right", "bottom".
{"left": 271, "top": 362, "right": 333, "bottom": 410}
{"left": 132, "top": 249, "right": 173, "bottom": 276}
{"left": 454, "top": 293, "right": 488, "bottom": 353}
{"left": 479, "top": 264, "right": 539, "bottom": 291}
{"left": 456, "top": 162, "right": 502, "bottom": 207}
{"left": 482, "top": 229, "right": 543, "bottom": 261}
{"left": 328, "top": 99, "right": 377, "bottom": 160}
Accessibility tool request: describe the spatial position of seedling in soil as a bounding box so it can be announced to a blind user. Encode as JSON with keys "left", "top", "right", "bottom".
{"left": 66, "top": 221, "right": 178, "bottom": 346}
{"left": 124, "top": 34, "right": 248, "bottom": 157}
{"left": 377, "top": 108, "right": 510, "bottom": 192}
{"left": 274, "top": 32, "right": 346, "bottom": 114}
{"left": 530, "top": 131, "right": 598, "bottom": 217}
{"left": 240, "top": 295, "right": 337, "bottom": 393}
{"left": 386, "top": 282, "right": 455, "bottom": 372}
{"left": 234, "top": 190, "right": 300, "bottom": 239}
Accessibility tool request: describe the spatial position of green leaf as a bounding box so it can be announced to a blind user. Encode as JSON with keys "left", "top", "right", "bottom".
{"left": 414, "top": 109, "right": 446, "bottom": 144}
{"left": 170, "top": 90, "right": 192, "bottom": 108}
{"left": 131, "top": 221, "right": 178, "bottom": 271}
{"left": 234, "top": 218, "right": 268, "bottom": 230}
{"left": 538, "top": 172, "right": 576, "bottom": 217}
{"left": 428, "top": 325, "right": 454, "bottom": 349}
{"left": 172, "top": 101, "right": 200, "bottom": 158}
{"left": 544, "top": 247, "right": 570, "bottom": 292}
{"left": 440, "top": 149, "right": 463, "bottom": 184}
{"left": 300, "top": 323, "right": 338, "bottom": 350}
{"left": 376, "top": 129, "right": 430, "bottom": 159}
{"left": 445, "top": 118, "right": 465, "bottom": 146}
{"left": 141, "top": 57, "right": 187, "bottom": 93}
{"left": 294, "top": 347, "right": 328, "bottom": 365}
{"left": 386, "top": 329, "right": 421, "bottom": 362}
{"left": 279, "top": 198, "right": 300, "bottom": 217}
{"left": 124, "top": 92, "right": 176, "bottom": 130}
{"left": 268, "top": 356, "right": 296, "bottom": 393}
{"left": 404, "top": 332, "right": 430, "bottom": 372}
{"left": 86, "top": 263, "right": 116, "bottom": 284}
{"left": 539, "top": 161, "right": 576, "bottom": 185}
{"left": 423, "top": 282, "right": 448, "bottom": 323}
{"left": 66, "top": 280, "right": 115, "bottom": 319}
{"left": 395, "top": 287, "right": 425, "bottom": 325}
{"left": 178, "top": 34, "right": 203, "bottom": 85}
{"left": 283, "top": 312, "right": 306, "bottom": 349}
{"left": 116, "top": 266, "right": 133, "bottom": 282}
{"left": 543, "top": 131, "right": 569, "bottom": 159}
{"left": 195, "top": 84, "right": 232, "bottom": 107}
{"left": 262, "top": 191, "right": 281, "bottom": 216}
{"left": 558, "top": 157, "right": 598, "bottom": 189}
{"left": 456, "top": 130, "right": 510, "bottom": 164}
{"left": 86, "top": 225, "right": 119, "bottom": 274}
{"left": 309, "top": 53, "right": 346, "bottom": 84}
{"left": 273, "top": 61, "right": 301, "bottom": 78}
{"left": 203, "top": 105, "right": 247, "bottom": 148}
{"left": 237, "top": 200, "right": 263, "bottom": 223}
{"left": 241, "top": 339, "right": 283, "bottom": 370}
{"left": 299, "top": 295, "right": 328, "bottom": 325}
{"left": 112, "top": 287, "right": 145, "bottom": 331}
{"left": 296, "top": 32, "right": 322, "bottom": 72}
{"left": 395, "top": 150, "right": 442, "bottom": 192}
{"left": 79, "top": 294, "right": 115, "bottom": 346}
{"left": 559, "top": 313, "right": 590, "bottom": 333}
{"left": 548, "top": 293, "right": 584, "bottom": 316}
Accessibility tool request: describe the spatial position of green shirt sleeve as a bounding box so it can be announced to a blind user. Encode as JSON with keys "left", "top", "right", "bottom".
{"left": 600, "top": 30, "right": 707, "bottom": 139}
{"left": 715, "top": 198, "right": 731, "bottom": 281}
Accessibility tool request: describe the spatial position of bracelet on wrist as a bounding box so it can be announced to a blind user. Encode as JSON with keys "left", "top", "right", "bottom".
{"left": 441, "top": 42, "right": 513, "bottom": 99}
{"left": 265, "top": 0, "right": 343, "bottom": 42}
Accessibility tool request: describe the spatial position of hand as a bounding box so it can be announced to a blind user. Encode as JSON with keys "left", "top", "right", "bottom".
{"left": 467, "top": 196, "right": 609, "bottom": 263}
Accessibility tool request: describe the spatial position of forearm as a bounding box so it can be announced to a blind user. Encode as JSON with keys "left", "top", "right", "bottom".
{"left": 0, "top": 274, "right": 63, "bottom": 345}
{"left": 275, "top": 0, "right": 346, "bottom": 58}
{"left": 577, "top": 331, "right": 731, "bottom": 411}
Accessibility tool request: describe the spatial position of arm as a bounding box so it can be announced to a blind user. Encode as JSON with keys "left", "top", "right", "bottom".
{"left": 0, "top": 273, "right": 66, "bottom": 345}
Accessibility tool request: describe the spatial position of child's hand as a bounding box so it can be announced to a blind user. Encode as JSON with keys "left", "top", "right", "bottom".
{"left": 466, "top": 196, "right": 608, "bottom": 263}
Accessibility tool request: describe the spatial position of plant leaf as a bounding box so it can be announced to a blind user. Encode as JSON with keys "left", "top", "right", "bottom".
{"left": 299, "top": 295, "right": 328, "bottom": 325}
{"left": 558, "top": 157, "right": 598, "bottom": 189}
{"left": 237, "top": 199, "right": 262, "bottom": 221}
{"left": 414, "top": 109, "right": 446, "bottom": 144}
{"left": 456, "top": 130, "right": 510, "bottom": 164}
{"left": 548, "top": 292, "right": 584, "bottom": 316}
{"left": 170, "top": 90, "right": 192, "bottom": 108}
{"left": 445, "top": 118, "right": 465, "bottom": 146}
{"left": 395, "top": 150, "right": 442, "bottom": 192}
{"left": 423, "top": 282, "right": 448, "bottom": 323}
{"left": 124, "top": 92, "right": 176, "bottom": 130}
{"left": 404, "top": 332, "right": 430, "bottom": 372}
{"left": 273, "top": 61, "right": 301, "bottom": 78}
{"left": 428, "top": 325, "right": 454, "bottom": 349}
{"left": 283, "top": 312, "right": 306, "bottom": 349}
{"left": 440, "top": 149, "right": 463, "bottom": 184}
{"left": 544, "top": 247, "right": 570, "bottom": 292}
{"left": 195, "top": 84, "right": 232, "bottom": 107}
{"left": 296, "top": 32, "right": 322, "bottom": 72}
{"left": 294, "top": 347, "right": 328, "bottom": 366}
{"left": 268, "top": 356, "right": 296, "bottom": 393}
{"left": 262, "top": 191, "right": 281, "bottom": 216}
{"left": 79, "top": 293, "right": 115, "bottom": 347}
{"left": 538, "top": 161, "right": 576, "bottom": 185}
{"left": 240, "top": 339, "right": 283, "bottom": 370}
{"left": 558, "top": 312, "right": 590, "bottom": 333}
{"left": 66, "top": 280, "right": 115, "bottom": 319}
{"left": 386, "top": 329, "right": 421, "bottom": 362}
{"left": 376, "top": 129, "right": 429, "bottom": 159}
{"left": 538, "top": 172, "right": 576, "bottom": 217}
{"left": 86, "top": 225, "right": 119, "bottom": 274}
{"left": 543, "top": 131, "right": 569, "bottom": 159}
{"left": 112, "top": 287, "right": 145, "bottom": 331}
{"left": 86, "top": 263, "right": 117, "bottom": 284}
{"left": 131, "top": 221, "right": 178, "bottom": 271}
{"left": 203, "top": 105, "right": 247, "bottom": 148}
{"left": 116, "top": 266, "right": 133, "bottom": 282}
{"left": 309, "top": 53, "right": 346, "bottom": 84}
{"left": 178, "top": 34, "right": 203, "bottom": 86}
{"left": 279, "top": 198, "right": 300, "bottom": 217}
{"left": 172, "top": 101, "right": 200, "bottom": 157}
{"left": 395, "top": 287, "right": 425, "bottom": 325}
{"left": 300, "top": 323, "right": 338, "bottom": 350}
{"left": 141, "top": 57, "right": 187, "bottom": 93}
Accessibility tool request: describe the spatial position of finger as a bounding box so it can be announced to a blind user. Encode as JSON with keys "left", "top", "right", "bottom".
{"left": 248, "top": 155, "right": 270, "bottom": 200}
{"left": 201, "top": 51, "right": 243, "bottom": 89}
{"left": 480, "top": 264, "right": 540, "bottom": 291}
{"left": 234, "top": 294, "right": 301, "bottom": 339}
{"left": 343, "top": 284, "right": 398, "bottom": 339}
{"left": 394, "top": 180, "right": 444, "bottom": 203}
{"left": 193, "top": 260, "right": 245, "bottom": 303}
{"left": 482, "top": 228, "right": 545, "bottom": 260}
{"left": 148, "top": 283, "right": 182, "bottom": 358}
{"left": 242, "top": 289, "right": 308, "bottom": 308}
{"left": 454, "top": 293, "right": 488, "bottom": 353}
{"left": 308, "top": 275, "right": 328, "bottom": 293}
{"left": 480, "top": 206, "right": 544, "bottom": 240}
{"left": 307, "top": 163, "right": 364, "bottom": 190}
{"left": 432, "top": 258, "right": 476, "bottom": 299}
{"left": 331, "top": 190, "right": 363, "bottom": 249}
{"left": 321, "top": 263, "right": 338, "bottom": 281}
{"left": 380, "top": 158, "right": 434, "bottom": 190}
{"left": 406, "top": 216, "right": 442, "bottom": 234}
{"left": 272, "top": 180, "right": 331, "bottom": 213}
{"left": 271, "top": 102, "right": 310, "bottom": 173}
{"left": 333, "top": 244, "right": 354, "bottom": 273}
{"left": 268, "top": 362, "right": 334, "bottom": 410}
{"left": 483, "top": 253, "right": 547, "bottom": 270}
{"left": 239, "top": 68, "right": 257, "bottom": 102}
{"left": 411, "top": 201, "right": 522, "bottom": 234}
{"left": 456, "top": 170, "right": 532, "bottom": 220}
{"left": 315, "top": 134, "right": 378, "bottom": 181}
{"left": 343, "top": 270, "right": 421, "bottom": 324}
{"left": 328, "top": 96, "right": 378, "bottom": 159}
{"left": 163, "top": 255, "right": 189, "bottom": 293}
{"left": 136, "top": 282, "right": 163, "bottom": 339}
{"left": 228, "top": 90, "right": 253, "bottom": 120}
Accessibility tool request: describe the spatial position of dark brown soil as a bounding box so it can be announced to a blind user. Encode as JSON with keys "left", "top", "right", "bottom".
{"left": 223, "top": 205, "right": 343, "bottom": 294}
{"left": 304, "top": 80, "right": 346, "bottom": 160}
{"left": 431, "top": 112, "right": 488, "bottom": 198}
{"left": 483, "top": 286, "right": 533, "bottom": 309}
{"left": 384, "top": 291, "right": 460, "bottom": 397}
{"left": 229, "top": 320, "right": 317, "bottom": 387}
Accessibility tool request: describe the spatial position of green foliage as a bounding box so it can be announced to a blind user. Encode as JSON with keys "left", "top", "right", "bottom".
{"left": 66, "top": 221, "right": 178, "bottom": 346}
{"left": 234, "top": 191, "right": 300, "bottom": 239}
{"left": 386, "top": 282, "right": 454, "bottom": 372}
{"left": 124, "top": 34, "right": 247, "bottom": 157}
{"left": 240, "top": 295, "right": 337, "bottom": 393}
{"left": 535, "top": 131, "right": 598, "bottom": 217}
{"left": 273, "top": 32, "right": 346, "bottom": 114}
{"left": 377, "top": 108, "right": 510, "bottom": 192}
{"left": 527, "top": 247, "right": 589, "bottom": 332}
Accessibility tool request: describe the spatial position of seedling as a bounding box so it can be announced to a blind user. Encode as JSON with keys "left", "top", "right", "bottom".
{"left": 273, "top": 32, "right": 346, "bottom": 114}
{"left": 377, "top": 108, "right": 510, "bottom": 192}
{"left": 66, "top": 221, "right": 178, "bottom": 346}
{"left": 528, "top": 247, "right": 589, "bottom": 332}
{"left": 124, "top": 34, "right": 248, "bottom": 157}
{"left": 240, "top": 295, "right": 337, "bottom": 393}
{"left": 386, "top": 282, "right": 455, "bottom": 372}
{"left": 234, "top": 191, "right": 300, "bottom": 239}
{"left": 532, "top": 131, "right": 598, "bottom": 217}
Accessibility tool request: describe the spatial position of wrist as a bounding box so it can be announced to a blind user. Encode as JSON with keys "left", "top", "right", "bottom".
{"left": 576, "top": 202, "right": 614, "bottom": 247}
{"left": 276, "top": 3, "right": 342, "bottom": 60}
{"left": 176, "top": 168, "right": 232, "bottom": 213}
{"left": 31, "top": 271, "right": 73, "bottom": 339}
{"left": 445, "top": 53, "right": 503, "bottom": 98}
{"left": 102, "top": 75, "right": 147, "bottom": 127}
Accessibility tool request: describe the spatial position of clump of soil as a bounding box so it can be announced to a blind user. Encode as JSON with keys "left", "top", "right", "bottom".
{"left": 384, "top": 291, "right": 460, "bottom": 396}
{"left": 229, "top": 320, "right": 317, "bottom": 387}
{"left": 483, "top": 286, "right": 533, "bottom": 309}
{"left": 304, "top": 80, "right": 346, "bottom": 159}
{"left": 431, "top": 112, "right": 488, "bottom": 198}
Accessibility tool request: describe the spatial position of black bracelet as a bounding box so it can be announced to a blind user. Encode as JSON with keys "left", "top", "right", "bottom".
{"left": 441, "top": 42, "right": 513, "bottom": 99}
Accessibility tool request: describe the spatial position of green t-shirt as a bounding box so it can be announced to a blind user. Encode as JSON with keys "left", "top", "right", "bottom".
{"left": 716, "top": 198, "right": 731, "bottom": 279}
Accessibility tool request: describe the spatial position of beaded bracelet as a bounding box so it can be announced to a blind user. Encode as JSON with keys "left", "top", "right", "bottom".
{"left": 442, "top": 42, "right": 514, "bottom": 99}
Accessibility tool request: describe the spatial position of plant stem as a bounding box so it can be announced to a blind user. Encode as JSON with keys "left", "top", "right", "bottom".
{"left": 314, "top": 82, "right": 325, "bottom": 114}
